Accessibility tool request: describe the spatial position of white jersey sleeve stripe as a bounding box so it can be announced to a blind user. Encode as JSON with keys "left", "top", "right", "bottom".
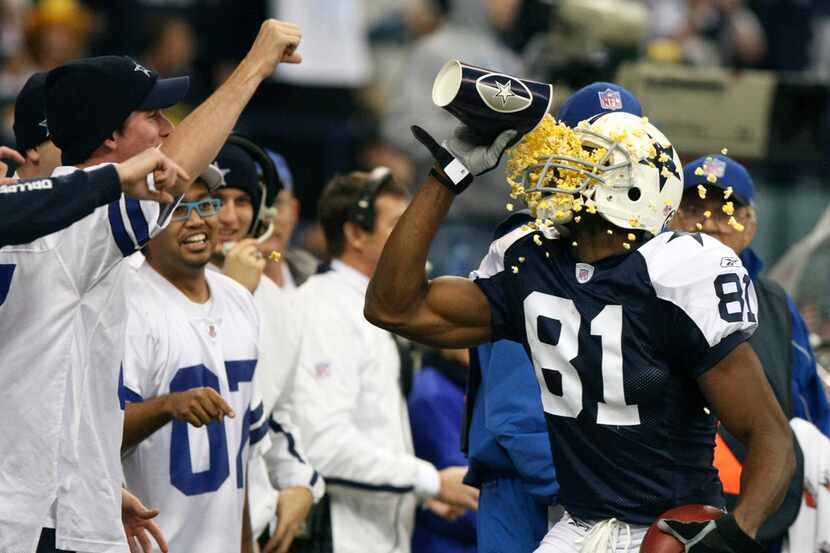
{"left": 268, "top": 415, "right": 307, "bottom": 464}
{"left": 124, "top": 198, "right": 151, "bottom": 246}
{"left": 107, "top": 201, "right": 135, "bottom": 257}
{"left": 250, "top": 402, "right": 268, "bottom": 445}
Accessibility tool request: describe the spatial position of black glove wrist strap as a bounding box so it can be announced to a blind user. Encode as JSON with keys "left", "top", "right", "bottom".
{"left": 716, "top": 515, "right": 764, "bottom": 553}
{"left": 430, "top": 167, "right": 471, "bottom": 195}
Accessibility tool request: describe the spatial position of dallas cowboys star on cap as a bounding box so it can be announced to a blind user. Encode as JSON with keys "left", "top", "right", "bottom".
{"left": 13, "top": 72, "right": 50, "bottom": 155}
{"left": 46, "top": 55, "right": 190, "bottom": 165}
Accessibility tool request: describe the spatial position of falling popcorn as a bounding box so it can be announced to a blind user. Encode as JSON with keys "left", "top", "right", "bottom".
{"left": 586, "top": 205, "right": 598, "bottom": 214}
{"left": 269, "top": 251, "right": 282, "bottom": 262}
{"left": 723, "top": 186, "right": 733, "bottom": 200}
{"left": 628, "top": 216, "right": 640, "bottom": 228}
{"left": 511, "top": 265, "right": 519, "bottom": 274}
{"left": 574, "top": 216, "right": 582, "bottom": 223}
{"left": 697, "top": 185, "right": 707, "bottom": 199}
{"left": 706, "top": 174, "right": 717, "bottom": 184}
{"left": 728, "top": 216, "right": 745, "bottom": 232}
{"left": 518, "top": 256, "right": 526, "bottom": 263}
{"left": 571, "top": 241, "right": 578, "bottom": 247}
{"left": 658, "top": 152, "right": 670, "bottom": 163}
{"left": 694, "top": 167, "right": 705, "bottom": 177}
{"left": 722, "top": 201, "right": 734, "bottom": 216}
{"left": 506, "top": 203, "right": 514, "bottom": 211}
{"left": 622, "top": 242, "right": 631, "bottom": 250}
{"left": 546, "top": 251, "right": 551, "bottom": 258}
{"left": 607, "top": 229, "right": 614, "bottom": 235}
{"left": 627, "top": 233, "right": 636, "bottom": 241}
{"left": 704, "top": 210, "right": 712, "bottom": 218}
{"left": 696, "top": 223, "right": 703, "bottom": 230}
{"left": 721, "top": 148, "right": 729, "bottom": 155}
{"left": 533, "top": 234, "right": 543, "bottom": 246}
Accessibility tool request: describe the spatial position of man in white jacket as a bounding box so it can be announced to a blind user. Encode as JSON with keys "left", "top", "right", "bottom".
{"left": 289, "top": 170, "right": 479, "bottom": 553}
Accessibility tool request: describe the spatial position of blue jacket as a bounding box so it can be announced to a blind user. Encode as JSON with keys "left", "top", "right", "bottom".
{"left": 408, "top": 364, "right": 476, "bottom": 553}
{"left": 741, "top": 248, "right": 830, "bottom": 435}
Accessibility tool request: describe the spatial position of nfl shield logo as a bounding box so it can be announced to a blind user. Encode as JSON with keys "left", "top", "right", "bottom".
{"left": 703, "top": 157, "right": 726, "bottom": 179}
{"left": 598, "top": 89, "right": 623, "bottom": 111}
{"left": 575, "top": 263, "right": 595, "bottom": 284}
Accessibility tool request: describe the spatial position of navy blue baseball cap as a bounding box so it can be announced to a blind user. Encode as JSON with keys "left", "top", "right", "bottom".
{"left": 215, "top": 142, "right": 262, "bottom": 209}
{"left": 683, "top": 154, "right": 754, "bottom": 206}
{"left": 557, "top": 82, "right": 643, "bottom": 127}
{"left": 13, "top": 72, "right": 49, "bottom": 154}
{"left": 46, "top": 56, "right": 189, "bottom": 165}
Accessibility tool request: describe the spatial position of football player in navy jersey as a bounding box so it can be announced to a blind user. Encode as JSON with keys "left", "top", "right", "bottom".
{"left": 365, "top": 112, "right": 795, "bottom": 552}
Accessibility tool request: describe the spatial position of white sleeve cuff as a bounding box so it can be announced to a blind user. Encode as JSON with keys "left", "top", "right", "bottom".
{"left": 413, "top": 459, "right": 440, "bottom": 499}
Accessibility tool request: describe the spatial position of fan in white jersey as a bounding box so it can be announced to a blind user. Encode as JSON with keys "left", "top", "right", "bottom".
{"left": 0, "top": 23, "right": 303, "bottom": 553}
{"left": 209, "top": 138, "right": 323, "bottom": 552}
{"left": 122, "top": 176, "right": 270, "bottom": 553}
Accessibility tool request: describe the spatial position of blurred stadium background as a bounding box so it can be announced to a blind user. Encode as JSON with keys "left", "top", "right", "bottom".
{"left": 2, "top": 0, "right": 830, "bottom": 372}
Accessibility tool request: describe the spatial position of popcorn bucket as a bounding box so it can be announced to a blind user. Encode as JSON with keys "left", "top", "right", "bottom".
{"left": 432, "top": 59, "right": 553, "bottom": 142}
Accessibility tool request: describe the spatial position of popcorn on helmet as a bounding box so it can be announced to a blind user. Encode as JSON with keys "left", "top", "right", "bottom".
{"left": 509, "top": 111, "right": 684, "bottom": 234}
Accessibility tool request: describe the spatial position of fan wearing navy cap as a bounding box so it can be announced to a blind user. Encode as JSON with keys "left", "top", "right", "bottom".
{"left": 208, "top": 142, "right": 325, "bottom": 553}
{"left": 672, "top": 155, "right": 829, "bottom": 550}
{"left": 0, "top": 19, "right": 304, "bottom": 553}
{"left": 462, "top": 82, "right": 643, "bottom": 553}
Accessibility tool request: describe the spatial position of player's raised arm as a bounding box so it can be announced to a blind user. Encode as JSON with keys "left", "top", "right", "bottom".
{"left": 364, "top": 125, "right": 515, "bottom": 348}
{"left": 159, "top": 20, "right": 301, "bottom": 197}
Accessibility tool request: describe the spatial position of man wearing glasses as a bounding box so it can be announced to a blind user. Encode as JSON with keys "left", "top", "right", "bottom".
{"left": 120, "top": 164, "right": 270, "bottom": 553}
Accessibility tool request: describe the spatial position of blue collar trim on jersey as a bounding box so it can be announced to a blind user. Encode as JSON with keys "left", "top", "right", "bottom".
{"left": 740, "top": 248, "right": 764, "bottom": 280}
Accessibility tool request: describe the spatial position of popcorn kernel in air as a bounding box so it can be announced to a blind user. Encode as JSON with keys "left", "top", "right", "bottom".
{"left": 607, "top": 229, "right": 614, "bottom": 235}
{"left": 628, "top": 216, "right": 640, "bottom": 228}
{"left": 622, "top": 242, "right": 631, "bottom": 250}
{"left": 721, "top": 148, "right": 729, "bottom": 155}
{"left": 586, "top": 205, "right": 598, "bottom": 214}
{"left": 533, "top": 234, "right": 543, "bottom": 246}
{"left": 545, "top": 251, "right": 551, "bottom": 258}
{"left": 694, "top": 167, "right": 705, "bottom": 177}
{"left": 506, "top": 203, "right": 514, "bottom": 212}
{"left": 627, "top": 233, "right": 636, "bottom": 241}
{"left": 697, "top": 185, "right": 707, "bottom": 199}
{"left": 269, "top": 251, "right": 282, "bottom": 262}
{"left": 704, "top": 210, "right": 712, "bottom": 218}
{"left": 518, "top": 256, "right": 526, "bottom": 263}
{"left": 658, "top": 153, "right": 670, "bottom": 163}
{"left": 722, "top": 201, "right": 735, "bottom": 216}
{"left": 724, "top": 186, "right": 733, "bottom": 200}
{"left": 696, "top": 223, "right": 703, "bottom": 230}
{"left": 511, "top": 265, "right": 519, "bottom": 274}
{"left": 706, "top": 174, "right": 717, "bottom": 184}
{"left": 571, "top": 242, "right": 578, "bottom": 247}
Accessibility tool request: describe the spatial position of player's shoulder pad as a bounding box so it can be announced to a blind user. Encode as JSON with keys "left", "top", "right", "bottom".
{"left": 470, "top": 224, "right": 540, "bottom": 280}
{"left": 637, "top": 231, "right": 744, "bottom": 287}
{"left": 492, "top": 210, "right": 535, "bottom": 241}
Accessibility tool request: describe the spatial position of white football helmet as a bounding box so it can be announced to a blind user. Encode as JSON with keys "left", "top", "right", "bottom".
{"left": 517, "top": 111, "right": 683, "bottom": 233}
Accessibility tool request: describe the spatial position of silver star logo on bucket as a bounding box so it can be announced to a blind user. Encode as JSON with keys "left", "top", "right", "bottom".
{"left": 476, "top": 74, "right": 533, "bottom": 114}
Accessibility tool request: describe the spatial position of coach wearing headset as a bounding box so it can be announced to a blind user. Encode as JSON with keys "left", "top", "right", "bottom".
{"left": 284, "top": 171, "right": 479, "bottom": 553}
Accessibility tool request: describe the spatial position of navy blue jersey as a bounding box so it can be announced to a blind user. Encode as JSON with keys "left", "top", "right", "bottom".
{"left": 474, "top": 230, "right": 758, "bottom": 524}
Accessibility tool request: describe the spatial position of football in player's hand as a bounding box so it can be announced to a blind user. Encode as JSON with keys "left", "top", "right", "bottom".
{"left": 640, "top": 504, "right": 724, "bottom": 552}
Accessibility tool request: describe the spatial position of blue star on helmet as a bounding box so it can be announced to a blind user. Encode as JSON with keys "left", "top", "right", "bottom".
{"left": 133, "top": 63, "right": 152, "bottom": 77}
{"left": 494, "top": 80, "right": 516, "bottom": 106}
{"left": 639, "top": 140, "right": 680, "bottom": 192}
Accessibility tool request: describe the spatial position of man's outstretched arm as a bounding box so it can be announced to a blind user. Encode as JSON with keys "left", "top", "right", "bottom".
{"left": 364, "top": 175, "right": 492, "bottom": 348}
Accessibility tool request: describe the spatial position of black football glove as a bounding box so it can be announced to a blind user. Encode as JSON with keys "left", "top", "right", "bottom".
{"left": 657, "top": 514, "right": 765, "bottom": 553}
{"left": 410, "top": 124, "right": 517, "bottom": 194}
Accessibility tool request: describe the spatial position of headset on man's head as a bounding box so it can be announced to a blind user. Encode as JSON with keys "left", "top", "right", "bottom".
{"left": 226, "top": 133, "right": 282, "bottom": 239}
{"left": 347, "top": 166, "right": 393, "bottom": 231}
